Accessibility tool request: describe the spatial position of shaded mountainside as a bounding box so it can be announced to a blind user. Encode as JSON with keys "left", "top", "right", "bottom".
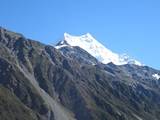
{"left": 0, "top": 27, "right": 160, "bottom": 120}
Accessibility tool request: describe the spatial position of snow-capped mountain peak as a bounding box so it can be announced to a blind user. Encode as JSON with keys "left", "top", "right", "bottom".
{"left": 55, "top": 33, "right": 142, "bottom": 66}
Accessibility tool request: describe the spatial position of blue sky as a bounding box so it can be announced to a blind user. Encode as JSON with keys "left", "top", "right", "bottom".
{"left": 0, "top": 0, "right": 160, "bottom": 69}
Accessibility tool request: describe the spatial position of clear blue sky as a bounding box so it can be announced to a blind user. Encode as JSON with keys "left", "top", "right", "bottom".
{"left": 0, "top": 0, "right": 160, "bottom": 69}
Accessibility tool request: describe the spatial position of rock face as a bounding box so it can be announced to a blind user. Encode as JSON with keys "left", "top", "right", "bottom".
{"left": 0, "top": 27, "right": 160, "bottom": 120}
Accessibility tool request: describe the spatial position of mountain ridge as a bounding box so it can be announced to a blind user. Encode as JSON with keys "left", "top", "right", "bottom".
{"left": 0, "top": 27, "right": 160, "bottom": 120}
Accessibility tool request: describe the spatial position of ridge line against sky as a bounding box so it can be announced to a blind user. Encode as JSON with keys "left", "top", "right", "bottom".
{"left": 0, "top": 0, "right": 160, "bottom": 69}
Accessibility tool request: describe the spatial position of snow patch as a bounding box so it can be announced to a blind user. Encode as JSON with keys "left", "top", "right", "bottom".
{"left": 55, "top": 44, "right": 68, "bottom": 49}
{"left": 152, "top": 74, "right": 160, "bottom": 80}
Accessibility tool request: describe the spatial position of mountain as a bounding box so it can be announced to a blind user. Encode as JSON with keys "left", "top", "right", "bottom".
{"left": 0, "top": 27, "right": 160, "bottom": 120}
{"left": 55, "top": 33, "right": 142, "bottom": 66}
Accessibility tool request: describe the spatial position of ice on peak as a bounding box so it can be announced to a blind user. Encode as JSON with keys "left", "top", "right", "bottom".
{"left": 56, "top": 33, "right": 142, "bottom": 66}
{"left": 64, "top": 32, "right": 92, "bottom": 38}
{"left": 64, "top": 32, "right": 70, "bottom": 38}
{"left": 64, "top": 32, "right": 95, "bottom": 43}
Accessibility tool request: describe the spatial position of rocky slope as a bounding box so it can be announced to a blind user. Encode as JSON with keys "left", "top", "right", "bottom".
{"left": 0, "top": 27, "right": 160, "bottom": 120}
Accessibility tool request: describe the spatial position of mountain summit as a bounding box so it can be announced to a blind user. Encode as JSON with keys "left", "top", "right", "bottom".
{"left": 55, "top": 33, "right": 142, "bottom": 66}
